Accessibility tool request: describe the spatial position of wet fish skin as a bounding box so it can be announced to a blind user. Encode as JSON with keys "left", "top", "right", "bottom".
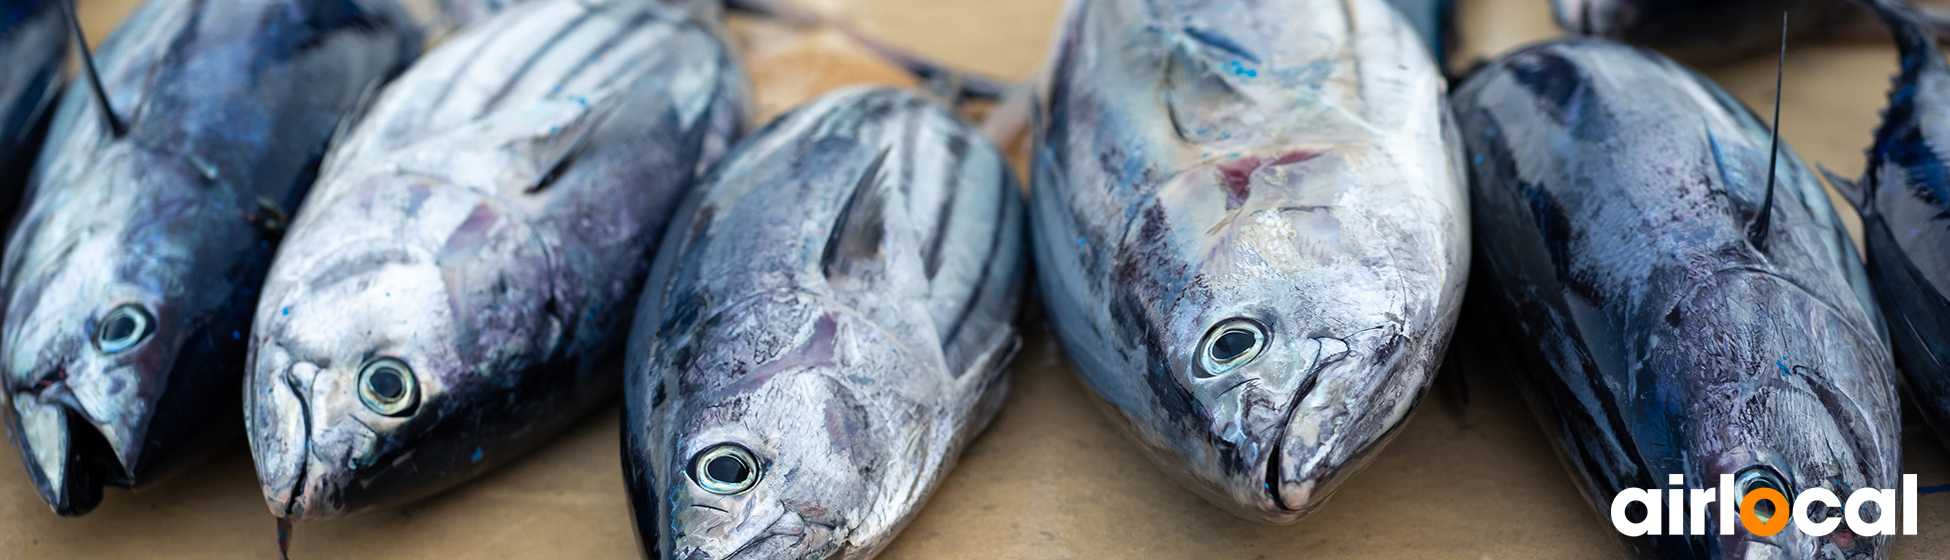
{"left": 245, "top": 0, "right": 745, "bottom": 522}
{"left": 1030, "top": 0, "right": 1469, "bottom": 524}
{"left": 1453, "top": 39, "right": 1897, "bottom": 558}
{"left": 1836, "top": 0, "right": 1950, "bottom": 451}
{"left": 0, "top": 0, "right": 65, "bottom": 204}
{"left": 624, "top": 86, "right": 1024, "bottom": 560}
{"left": 0, "top": 0, "right": 420, "bottom": 516}
{"left": 1552, "top": 0, "right": 1839, "bottom": 62}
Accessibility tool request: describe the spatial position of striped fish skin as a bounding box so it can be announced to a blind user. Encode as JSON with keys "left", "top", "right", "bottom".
{"left": 1841, "top": 0, "right": 1950, "bottom": 451}
{"left": 0, "top": 0, "right": 65, "bottom": 203}
{"left": 245, "top": 0, "right": 745, "bottom": 522}
{"left": 1030, "top": 0, "right": 1469, "bottom": 524}
{"left": 1454, "top": 40, "right": 1896, "bottom": 559}
{"left": 0, "top": 0, "right": 419, "bottom": 516}
{"left": 624, "top": 87, "right": 1024, "bottom": 560}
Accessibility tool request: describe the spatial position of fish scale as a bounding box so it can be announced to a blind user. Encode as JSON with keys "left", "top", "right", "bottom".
{"left": 624, "top": 86, "right": 1025, "bottom": 560}
{"left": 244, "top": 0, "right": 745, "bottom": 523}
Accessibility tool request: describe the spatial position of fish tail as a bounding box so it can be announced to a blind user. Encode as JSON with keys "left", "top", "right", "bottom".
{"left": 1855, "top": 0, "right": 1941, "bottom": 77}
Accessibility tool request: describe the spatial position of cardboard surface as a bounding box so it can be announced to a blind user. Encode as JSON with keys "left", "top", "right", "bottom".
{"left": 5, "top": 0, "right": 1950, "bottom": 558}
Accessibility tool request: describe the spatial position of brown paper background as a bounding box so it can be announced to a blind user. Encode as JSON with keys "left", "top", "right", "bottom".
{"left": 4, "top": 0, "right": 1948, "bottom": 557}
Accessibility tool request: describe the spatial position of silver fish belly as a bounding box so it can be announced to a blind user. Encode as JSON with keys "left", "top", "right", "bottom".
{"left": 1029, "top": 0, "right": 1469, "bottom": 523}
{"left": 623, "top": 86, "right": 1025, "bottom": 560}
{"left": 245, "top": 0, "right": 745, "bottom": 522}
{"left": 1, "top": 0, "right": 419, "bottom": 516}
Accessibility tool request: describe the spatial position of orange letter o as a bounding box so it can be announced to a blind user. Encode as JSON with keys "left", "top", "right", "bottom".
{"left": 1741, "top": 488, "right": 1791, "bottom": 536}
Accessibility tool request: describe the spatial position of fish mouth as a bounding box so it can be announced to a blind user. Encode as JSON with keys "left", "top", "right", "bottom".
{"left": 1246, "top": 327, "right": 1418, "bottom": 523}
{"left": 7, "top": 387, "right": 128, "bottom": 515}
{"left": 247, "top": 350, "right": 320, "bottom": 521}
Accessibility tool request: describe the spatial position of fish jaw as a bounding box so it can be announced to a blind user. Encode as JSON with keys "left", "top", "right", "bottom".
{"left": 6, "top": 391, "right": 118, "bottom": 515}
{"left": 0, "top": 171, "right": 189, "bottom": 513}
{"left": 245, "top": 339, "right": 318, "bottom": 520}
{"left": 245, "top": 248, "right": 458, "bottom": 522}
{"left": 1097, "top": 152, "right": 1460, "bottom": 523}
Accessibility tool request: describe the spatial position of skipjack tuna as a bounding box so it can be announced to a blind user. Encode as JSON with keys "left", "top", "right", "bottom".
{"left": 0, "top": 0, "right": 65, "bottom": 202}
{"left": 1828, "top": 0, "right": 1950, "bottom": 449}
{"left": 1453, "top": 39, "right": 1899, "bottom": 558}
{"left": 2, "top": 0, "right": 419, "bottom": 516}
{"left": 245, "top": 0, "right": 745, "bottom": 524}
{"left": 1028, "top": 0, "right": 1469, "bottom": 523}
{"left": 623, "top": 86, "right": 1024, "bottom": 559}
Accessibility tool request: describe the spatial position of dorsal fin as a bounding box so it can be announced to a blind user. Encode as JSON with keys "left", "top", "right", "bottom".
{"left": 1748, "top": 13, "right": 1787, "bottom": 250}
{"left": 61, "top": 0, "right": 125, "bottom": 138}
{"left": 822, "top": 148, "right": 893, "bottom": 281}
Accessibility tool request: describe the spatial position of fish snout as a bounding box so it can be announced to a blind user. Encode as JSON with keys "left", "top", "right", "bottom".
{"left": 1261, "top": 325, "right": 1418, "bottom": 521}
{"left": 247, "top": 346, "right": 319, "bottom": 519}
{"left": 6, "top": 388, "right": 116, "bottom": 515}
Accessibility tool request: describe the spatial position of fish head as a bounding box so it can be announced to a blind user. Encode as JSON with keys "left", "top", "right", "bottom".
{"left": 1661, "top": 269, "right": 1897, "bottom": 558}
{"left": 654, "top": 294, "right": 924, "bottom": 560}
{"left": 246, "top": 181, "right": 555, "bottom": 521}
{"left": 3, "top": 151, "right": 231, "bottom": 515}
{"left": 1109, "top": 148, "right": 1447, "bottom": 523}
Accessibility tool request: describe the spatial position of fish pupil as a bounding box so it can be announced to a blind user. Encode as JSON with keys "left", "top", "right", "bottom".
{"left": 708, "top": 455, "right": 749, "bottom": 484}
{"left": 1213, "top": 330, "right": 1255, "bottom": 361}
{"left": 368, "top": 368, "right": 406, "bottom": 400}
{"left": 103, "top": 315, "right": 137, "bottom": 342}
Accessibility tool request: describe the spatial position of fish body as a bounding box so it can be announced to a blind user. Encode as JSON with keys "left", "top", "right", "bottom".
{"left": 1029, "top": 0, "right": 1469, "bottom": 523}
{"left": 1553, "top": 0, "right": 1840, "bottom": 62}
{"left": 1836, "top": 0, "right": 1950, "bottom": 450}
{"left": 245, "top": 0, "right": 745, "bottom": 521}
{"left": 1, "top": 0, "right": 419, "bottom": 516}
{"left": 0, "top": 0, "right": 66, "bottom": 222}
{"left": 1453, "top": 39, "right": 1897, "bottom": 558}
{"left": 623, "top": 86, "right": 1024, "bottom": 560}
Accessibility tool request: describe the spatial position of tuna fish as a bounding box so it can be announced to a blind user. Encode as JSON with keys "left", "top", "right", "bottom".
{"left": 1028, "top": 0, "right": 1469, "bottom": 523}
{"left": 0, "top": 0, "right": 65, "bottom": 204}
{"left": 622, "top": 86, "right": 1024, "bottom": 560}
{"left": 1452, "top": 39, "right": 1899, "bottom": 558}
{"left": 0, "top": 0, "right": 418, "bottom": 516}
{"left": 1828, "top": 0, "right": 1950, "bottom": 451}
{"left": 244, "top": 0, "right": 745, "bottom": 523}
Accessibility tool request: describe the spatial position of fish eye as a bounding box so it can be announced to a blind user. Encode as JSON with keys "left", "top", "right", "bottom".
{"left": 357, "top": 357, "right": 418, "bottom": 417}
{"left": 690, "top": 443, "right": 760, "bottom": 495}
{"left": 1736, "top": 466, "right": 1791, "bottom": 522}
{"left": 95, "top": 304, "right": 155, "bottom": 354}
{"left": 1197, "top": 318, "right": 1267, "bottom": 377}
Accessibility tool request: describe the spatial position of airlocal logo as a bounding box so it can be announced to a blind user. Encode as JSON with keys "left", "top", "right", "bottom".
{"left": 1610, "top": 474, "right": 1919, "bottom": 536}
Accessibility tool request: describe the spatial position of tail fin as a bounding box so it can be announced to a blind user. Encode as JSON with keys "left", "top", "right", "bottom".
{"left": 1856, "top": 0, "right": 1943, "bottom": 78}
